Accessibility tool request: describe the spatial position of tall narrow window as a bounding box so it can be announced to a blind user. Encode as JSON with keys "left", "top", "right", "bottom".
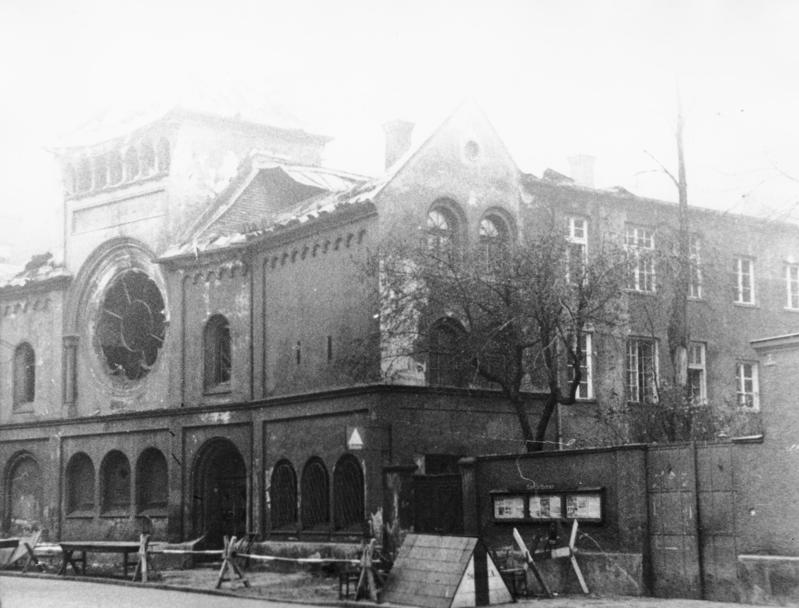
{"left": 300, "top": 458, "right": 329, "bottom": 530}
{"left": 567, "top": 332, "right": 593, "bottom": 400}
{"left": 625, "top": 225, "right": 656, "bottom": 292}
{"left": 101, "top": 450, "right": 131, "bottom": 514}
{"left": 479, "top": 214, "right": 510, "bottom": 269}
{"left": 733, "top": 257, "right": 755, "bottom": 304}
{"left": 735, "top": 361, "right": 759, "bottom": 410}
{"left": 124, "top": 147, "right": 139, "bottom": 181}
{"left": 566, "top": 217, "right": 588, "bottom": 284}
{"left": 139, "top": 141, "right": 155, "bottom": 177}
{"left": 689, "top": 236, "right": 702, "bottom": 299}
{"left": 786, "top": 264, "right": 799, "bottom": 309}
{"left": 93, "top": 155, "right": 108, "bottom": 189}
{"left": 333, "top": 455, "right": 364, "bottom": 531}
{"left": 204, "top": 315, "right": 231, "bottom": 390}
{"left": 13, "top": 342, "right": 35, "bottom": 408}
{"left": 426, "top": 203, "right": 461, "bottom": 259}
{"left": 626, "top": 338, "right": 657, "bottom": 403}
{"left": 687, "top": 342, "right": 707, "bottom": 404}
{"left": 136, "top": 448, "right": 168, "bottom": 513}
{"left": 107, "top": 151, "right": 123, "bottom": 185}
{"left": 156, "top": 138, "right": 171, "bottom": 174}
{"left": 427, "top": 318, "right": 468, "bottom": 387}
{"left": 66, "top": 453, "right": 95, "bottom": 514}
{"left": 270, "top": 460, "right": 298, "bottom": 530}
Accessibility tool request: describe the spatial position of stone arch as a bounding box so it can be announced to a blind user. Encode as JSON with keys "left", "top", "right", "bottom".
{"left": 4, "top": 452, "right": 42, "bottom": 535}
{"left": 100, "top": 450, "right": 131, "bottom": 514}
{"left": 300, "top": 457, "right": 329, "bottom": 530}
{"left": 136, "top": 447, "right": 168, "bottom": 514}
{"left": 269, "top": 459, "right": 297, "bottom": 530}
{"left": 191, "top": 438, "right": 247, "bottom": 547}
{"left": 333, "top": 454, "right": 364, "bottom": 531}
{"left": 65, "top": 452, "right": 95, "bottom": 515}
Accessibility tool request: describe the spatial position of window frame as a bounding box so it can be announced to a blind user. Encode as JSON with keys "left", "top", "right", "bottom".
{"left": 566, "top": 332, "right": 593, "bottom": 400}
{"left": 566, "top": 216, "right": 588, "bottom": 285}
{"left": 626, "top": 337, "right": 659, "bottom": 404}
{"left": 735, "top": 361, "right": 759, "bottom": 410}
{"left": 786, "top": 264, "right": 799, "bottom": 310}
{"left": 624, "top": 225, "right": 656, "bottom": 293}
{"left": 687, "top": 341, "right": 707, "bottom": 404}
{"left": 733, "top": 256, "right": 755, "bottom": 305}
{"left": 203, "top": 314, "right": 232, "bottom": 393}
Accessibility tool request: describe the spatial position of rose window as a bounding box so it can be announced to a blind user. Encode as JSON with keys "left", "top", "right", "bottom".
{"left": 95, "top": 270, "right": 166, "bottom": 381}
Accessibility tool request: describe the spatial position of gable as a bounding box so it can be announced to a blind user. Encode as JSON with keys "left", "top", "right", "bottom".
{"left": 374, "top": 100, "right": 521, "bottom": 233}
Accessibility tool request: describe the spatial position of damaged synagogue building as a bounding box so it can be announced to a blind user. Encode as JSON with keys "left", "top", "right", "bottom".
{"left": 0, "top": 99, "right": 798, "bottom": 566}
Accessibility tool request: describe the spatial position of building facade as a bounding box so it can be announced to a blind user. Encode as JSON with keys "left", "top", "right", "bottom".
{"left": 0, "top": 102, "right": 797, "bottom": 549}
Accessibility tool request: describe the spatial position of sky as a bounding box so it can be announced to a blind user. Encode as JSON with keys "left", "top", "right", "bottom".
{"left": 1, "top": 0, "right": 799, "bottom": 266}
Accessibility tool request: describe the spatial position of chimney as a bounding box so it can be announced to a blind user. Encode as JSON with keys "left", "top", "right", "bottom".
{"left": 382, "top": 119, "right": 414, "bottom": 169}
{"left": 567, "top": 154, "right": 596, "bottom": 188}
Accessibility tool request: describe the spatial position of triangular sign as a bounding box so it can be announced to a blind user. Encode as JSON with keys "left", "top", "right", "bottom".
{"left": 348, "top": 427, "right": 364, "bottom": 450}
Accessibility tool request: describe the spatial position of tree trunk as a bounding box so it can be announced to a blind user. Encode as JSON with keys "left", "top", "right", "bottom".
{"left": 510, "top": 395, "right": 536, "bottom": 453}
{"left": 531, "top": 393, "right": 558, "bottom": 452}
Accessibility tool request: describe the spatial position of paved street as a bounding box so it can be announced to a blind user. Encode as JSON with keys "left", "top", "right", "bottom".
{"left": 0, "top": 575, "right": 773, "bottom": 608}
{"left": 0, "top": 575, "right": 296, "bottom": 608}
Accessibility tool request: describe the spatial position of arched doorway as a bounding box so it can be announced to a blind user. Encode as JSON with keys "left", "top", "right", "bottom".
{"left": 6, "top": 454, "right": 43, "bottom": 535}
{"left": 192, "top": 439, "right": 247, "bottom": 547}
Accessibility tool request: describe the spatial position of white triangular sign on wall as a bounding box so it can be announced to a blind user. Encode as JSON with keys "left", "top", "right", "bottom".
{"left": 347, "top": 427, "right": 364, "bottom": 450}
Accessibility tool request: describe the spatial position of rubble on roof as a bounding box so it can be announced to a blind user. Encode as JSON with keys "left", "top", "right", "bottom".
{"left": 542, "top": 168, "right": 575, "bottom": 183}
{"left": 1, "top": 252, "right": 70, "bottom": 289}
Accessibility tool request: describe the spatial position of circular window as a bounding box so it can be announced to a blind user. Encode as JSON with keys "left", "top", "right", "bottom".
{"left": 464, "top": 140, "right": 480, "bottom": 161}
{"left": 95, "top": 270, "right": 166, "bottom": 381}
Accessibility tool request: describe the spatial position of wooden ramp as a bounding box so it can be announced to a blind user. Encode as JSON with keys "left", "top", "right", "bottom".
{"left": 382, "top": 534, "right": 512, "bottom": 608}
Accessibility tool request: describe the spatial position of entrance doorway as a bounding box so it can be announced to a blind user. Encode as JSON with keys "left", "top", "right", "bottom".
{"left": 193, "top": 439, "right": 247, "bottom": 547}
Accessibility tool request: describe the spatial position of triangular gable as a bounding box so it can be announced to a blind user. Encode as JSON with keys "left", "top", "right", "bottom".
{"left": 370, "top": 99, "right": 520, "bottom": 207}
{"left": 382, "top": 534, "right": 512, "bottom": 608}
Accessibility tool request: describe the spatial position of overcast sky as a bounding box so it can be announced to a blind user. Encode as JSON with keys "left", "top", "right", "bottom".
{"left": 1, "top": 0, "right": 798, "bottom": 265}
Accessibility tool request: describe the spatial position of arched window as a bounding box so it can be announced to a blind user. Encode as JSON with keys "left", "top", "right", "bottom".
{"left": 300, "top": 458, "right": 329, "bottom": 530}
{"left": 13, "top": 342, "right": 35, "bottom": 408}
{"left": 426, "top": 202, "right": 461, "bottom": 258}
{"left": 7, "top": 454, "right": 42, "bottom": 534}
{"left": 204, "top": 315, "right": 231, "bottom": 390}
{"left": 136, "top": 448, "right": 168, "bottom": 513}
{"left": 479, "top": 213, "right": 511, "bottom": 269}
{"left": 139, "top": 141, "right": 155, "bottom": 177}
{"left": 101, "top": 450, "right": 131, "bottom": 514}
{"left": 428, "top": 318, "right": 469, "bottom": 387}
{"left": 333, "top": 455, "right": 364, "bottom": 531}
{"left": 66, "top": 452, "right": 95, "bottom": 514}
{"left": 156, "top": 137, "right": 171, "bottom": 173}
{"left": 270, "top": 460, "right": 297, "bottom": 530}
{"left": 93, "top": 155, "right": 108, "bottom": 189}
{"left": 124, "top": 147, "right": 139, "bottom": 181}
{"left": 107, "top": 150, "right": 123, "bottom": 185}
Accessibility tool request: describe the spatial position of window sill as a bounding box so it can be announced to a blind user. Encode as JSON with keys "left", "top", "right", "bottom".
{"left": 137, "top": 507, "right": 167, "bottom": 518}
{"left": 66, "top": 510, "right": 95, "bottom": 519}
{"left": 100, "top": 508, "right": 132, "bottom": 518}
{"left": 11, "top": 406, "right": 34, "bottom": 414}
{"left": 733, "top": 302, "right": 758, "bottom": 309}
{"left": 624, "top": 289, "right": 657, "bottom": 297}
{"left": 203, "top": 384, "right": 231, "bottom": 396}
{"left": 784, "top": 307, "right": 799, "bottom": 313}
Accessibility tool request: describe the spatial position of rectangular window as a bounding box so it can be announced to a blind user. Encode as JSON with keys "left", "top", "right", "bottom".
{"left": 689, "top": 236, "right": 702, "bottom": 299}
{"left": 735, "top": 361, "right": 759, "bottom": 410}
{"left": 626, "top": 337, "right": 657, "bottom": 403}
{"left": 786, "top": 264, "right": 799, "bottom": 309}
{"left": 733, "top": 257, "right": 755, "bottom": 304}
{"left": 625, "top": 225, "right": 656, "bottom": 292}
{"left": 567, "top": 332, "right": 593, "bottom": 399}
{"left": 687, "top": 342, "right": 706, "bottom": 404}
{"left": 566, "top": 217, "right": 588, "bottom": 283}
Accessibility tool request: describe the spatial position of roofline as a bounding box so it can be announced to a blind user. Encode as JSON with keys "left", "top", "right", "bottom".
{"left": 0, "top": 274, "right": 72, "bottom": 297}
{"left": 751, "top": 332, "right": 799, "bottom": 351}
{"left": 159, "top": 201, "right": 378, "bottom": 267}
{"left": 523, "top": 173, "right": 799, "bottom": 232}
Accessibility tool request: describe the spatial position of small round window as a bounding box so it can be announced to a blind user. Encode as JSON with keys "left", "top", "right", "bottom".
{"left": 464, "top": 140, "right": 480, "bottom": 161}
{"left": 95, "top": 270, "right": 166, "bottom": 381}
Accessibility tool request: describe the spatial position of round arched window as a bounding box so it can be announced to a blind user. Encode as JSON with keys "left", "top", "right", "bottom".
{"left": 95, "top": 270, "right": 166, "bottom": 381}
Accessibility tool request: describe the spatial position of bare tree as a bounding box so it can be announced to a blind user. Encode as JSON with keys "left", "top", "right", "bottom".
{"left": 372, "top": 205, "right": 629, "bottom": 452}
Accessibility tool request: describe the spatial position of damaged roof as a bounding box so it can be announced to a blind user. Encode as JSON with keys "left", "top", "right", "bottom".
{"left": 0, "top": 253, "right": 71, "bottom": 291}
{"left": 162, "top": 155, "right": 379, "bottom": 260}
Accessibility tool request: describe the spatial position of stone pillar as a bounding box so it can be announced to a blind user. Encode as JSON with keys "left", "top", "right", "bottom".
{"left": 382, "top": 464, "right": 417, "bottom": 556}
{"left": 62, "top": 334, "right": 79, "bottom": 417}
{"left": 459, "top": 456, "right": 480, "bottom": 536}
